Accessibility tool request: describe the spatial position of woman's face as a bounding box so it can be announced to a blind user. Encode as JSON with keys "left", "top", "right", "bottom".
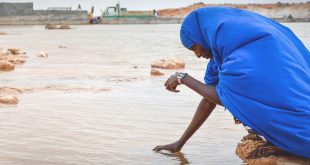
{"left": 190, "top": 44, "right": 213, "bottom": 59}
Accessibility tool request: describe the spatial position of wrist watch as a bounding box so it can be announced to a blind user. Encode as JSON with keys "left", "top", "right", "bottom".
{"left": 177, "top": 72, "right": 187, "bottom": 84}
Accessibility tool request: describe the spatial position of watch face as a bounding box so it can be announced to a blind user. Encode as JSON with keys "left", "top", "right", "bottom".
{"left": 177, "top": 72, "right": 186, "bottom": 84}
{"left": 178, "top": 72, "right": 185, "bottom": 78}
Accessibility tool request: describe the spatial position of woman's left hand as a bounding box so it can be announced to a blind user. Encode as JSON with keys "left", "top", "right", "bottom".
{"left": 164, "top": 73, "right": 181, "bottom": 93}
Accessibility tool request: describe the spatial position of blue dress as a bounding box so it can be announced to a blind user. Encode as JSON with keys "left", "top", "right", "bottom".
{"left": 180, "top": 7, "right": 310, "bottom": 158}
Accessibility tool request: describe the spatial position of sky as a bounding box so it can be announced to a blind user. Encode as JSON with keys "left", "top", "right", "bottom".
{"left": 0, "top": 0, "right": 308, "bottom": 16}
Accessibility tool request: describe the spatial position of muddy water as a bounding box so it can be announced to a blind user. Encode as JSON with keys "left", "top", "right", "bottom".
{"left": 0, "top": 23, "right": 309, "bottom": 164}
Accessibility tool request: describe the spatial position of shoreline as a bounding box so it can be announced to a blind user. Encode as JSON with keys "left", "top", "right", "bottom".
{"left": 0, "top": 2, "right": 309, "bottom": 25}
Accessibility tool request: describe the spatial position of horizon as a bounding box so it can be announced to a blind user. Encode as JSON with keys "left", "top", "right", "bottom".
{"left": 0, "top": 0, "right": 308, "bottom": 16}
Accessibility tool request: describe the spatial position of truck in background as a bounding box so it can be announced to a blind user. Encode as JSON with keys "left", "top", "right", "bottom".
{"left": 100, "top": 3, "right": 182, "bottom": 24}
{"left": 102, "top": 3, "right": 155, "bottom": 18}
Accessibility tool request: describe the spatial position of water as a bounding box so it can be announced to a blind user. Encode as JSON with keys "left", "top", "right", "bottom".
{"left": 0, "top": 23, "right": 309, "bottom": 164}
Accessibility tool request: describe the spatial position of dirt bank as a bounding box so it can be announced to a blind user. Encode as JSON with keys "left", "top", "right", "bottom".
{"left": 158, "top": 2, "right": 310, "bottom": 22}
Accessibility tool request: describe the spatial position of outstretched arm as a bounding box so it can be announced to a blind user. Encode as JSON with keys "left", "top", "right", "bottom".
{"left": 153, "top": 98, "right": 216, "bottom": 152}
{"left": 154, "top": 73, "right": 222, "bottom": 153}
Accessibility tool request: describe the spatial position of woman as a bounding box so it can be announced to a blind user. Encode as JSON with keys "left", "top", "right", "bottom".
{"left": 153, "top": 7, "right": 310, "bottom": 158}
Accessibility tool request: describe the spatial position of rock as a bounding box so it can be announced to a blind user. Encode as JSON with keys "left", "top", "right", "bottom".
{"left": 7, "top": 48, "right": 21, "bottom": 55}
{"left": 0, "top": 50, "right": 10, "bottom": 57}
{"left": 151, "top": 68, "right": 165, "bottom": 76}
{"left": 247, "top": 155, "right": 310, "bottom": 165}
{"left": 0, "top": 54, "right": 6, "bottom": 60}
{"left": 0, "top": 87, "right": 23, "bottom": 95}
{"left": 236, "top": 135, "right": 310, "bottom": 165}
{"left": 0, "top": 95, "right": 19, "bottom": 105}
{"left": 1, "top": 52, "right": 27, "bottom": 65}
{"left": 236, "top": 139, "right": 265, "bottom": 161}
{"left": 45, "top": 23, "right": 57, "bottom": 29}
{"left": 7, "top": 57, "right": 26, "bottom": 65}
{"left": 151, "top": 58, "right": 185, "bottom": 69}
{"left": 0, "top": 60, "right": 14, "bottom": 71}
{"left": 59, "top": 23, "right": 71, "bottom": 29}
{"left": 46, "top": 23, "right": 71, "bottom": 30}
{"left": 37, "top": 51, "right": 48, "bottom": 58}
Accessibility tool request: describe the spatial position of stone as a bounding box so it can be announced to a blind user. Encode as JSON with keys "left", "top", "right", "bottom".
{"left": 0, "top": 60, "right": 14, "bottom": 71}
{"left": 0, "top": 50, "right": 10, "bottom": 56}
{"left": 46, "top": 23, "right": 71, "bottom": 30}
{"left": 45, "top": 23, "right": 57, "bottom": 29}
{"left": 151, "top": 58, "right": 185, "bottom": 69}
{"left": 0, "top": 95, "right": 19, "bottom": 105}
{"left": 59, "top": 23, "right": 71, "bottom": 29}
{"left": 37, "top": 51, "right": 48, "bottom": 58}
{"left": 7, "top": 48, "right": 21, "bottom": 55}
{"left": 0, "top": 52, "right": 27, "bottom": 65}
{"left": 151, "top": 68, "right": 165, "bottom": 76}
{"left": 7, "top": 57, "right": 26, "bottom": 65}
{"left": 0, "top": 87, "right": 23, "bottom": 95}
{"left": 236, "top": 135, "right": 310, "bottom": 165}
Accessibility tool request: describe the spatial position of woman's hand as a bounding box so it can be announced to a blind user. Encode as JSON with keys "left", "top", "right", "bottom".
{"left": 164, "top": 73, "right": 181, "bottom": 93}
{"left": 153, "top": 141, "right": 182, "bottom": 153}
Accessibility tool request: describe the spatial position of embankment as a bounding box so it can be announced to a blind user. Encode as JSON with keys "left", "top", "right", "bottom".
{"left": 158, "top": 2, "right": 310, "bottom": 22}
{"left": 0, "top": 3, "right": 88, "bottom": 25}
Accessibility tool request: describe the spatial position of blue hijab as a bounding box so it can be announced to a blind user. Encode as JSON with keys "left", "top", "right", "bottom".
{"left": 180, "top": 7, "right": 310, "bottom": 158}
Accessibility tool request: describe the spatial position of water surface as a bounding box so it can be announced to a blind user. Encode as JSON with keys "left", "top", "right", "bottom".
{"left": 0, "top": 23, "right": 309, "bottom": 164}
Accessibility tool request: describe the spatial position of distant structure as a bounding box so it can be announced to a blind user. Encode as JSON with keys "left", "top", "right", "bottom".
{"left": 0, "top": 2, "right": 88, "bottom": 25}
{"left": 47, "top": 7, "right": 72, "bottom": 11}
{"left": 77, "top": 4, "right": 82, "bottom": 11}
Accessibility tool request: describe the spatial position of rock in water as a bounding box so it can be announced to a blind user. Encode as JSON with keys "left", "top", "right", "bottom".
{"left": 0, "top": 95, "right": 19, "bottom": 105}
{"left": 45, "top": 23, "right": 57, "bottom": 29}
{"left": 151, "top": 68, "right": 164, "bottom": 76}
{"left": 60, "top": 23, "right": 71, "bottom": 29}
{"left": 0, "top": 60, "right": 14, "bottom": 71}
{"left": 151, "top": 58, "right": 185, "bottom": 69}
{"left": 236, "top": 134, "right": 310, "bottom": 165}
{"left": 7, "top": 48, "right": 21, "bottom": 55}
{"left": 7, "top": 57, "right": 26, "bottom": 65}
{"left": 0, "top": 50, "right": 9, "bottom": 57}
{"left": 37, "top": 51, "right": 48, "bottom": 58}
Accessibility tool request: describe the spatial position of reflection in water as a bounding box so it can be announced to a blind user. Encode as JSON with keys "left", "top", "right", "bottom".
{"left": 159, "top": 151, "right": 190, "bottom": 165}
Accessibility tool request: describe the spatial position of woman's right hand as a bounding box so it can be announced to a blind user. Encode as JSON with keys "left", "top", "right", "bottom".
{"left": 153, "top": 141, "right": 183, "bottom": 153}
